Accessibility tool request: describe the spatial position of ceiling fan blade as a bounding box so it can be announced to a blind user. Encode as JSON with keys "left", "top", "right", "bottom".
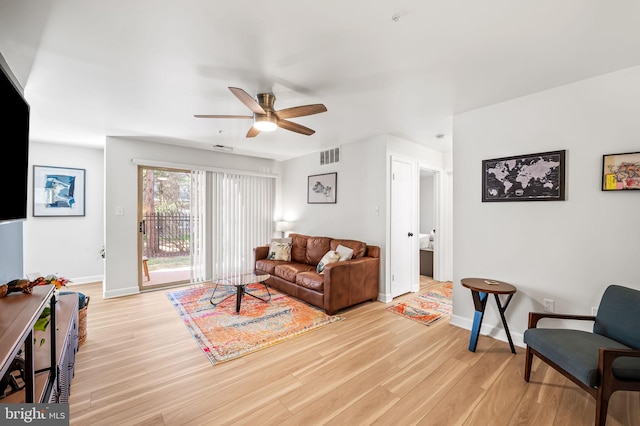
{"left": 194, "top": 114, "right": 252, "bottom": 119}
{"left": 246, "top": 126, "right": 260, "bottom": 138}
{"left": 275, "top": 104, "right": 327, "bottom": 119}
{"left": 229, "top": 87, "right": 266, "bottom": 115}
{"left": 277, "top": 119, "right": 315, "bottom": 136}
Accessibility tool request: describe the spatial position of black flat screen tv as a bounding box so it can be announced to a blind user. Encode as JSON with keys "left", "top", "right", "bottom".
{"left": 0, "top": 52, "right": 30, "bottom": 223}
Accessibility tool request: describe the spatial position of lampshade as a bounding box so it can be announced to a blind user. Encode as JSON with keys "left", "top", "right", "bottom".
{"left": 254, "top": 114, "right": 277, "bottom": 132}
{"left": 275, "top": 221, "right": 289, "bottom": 232}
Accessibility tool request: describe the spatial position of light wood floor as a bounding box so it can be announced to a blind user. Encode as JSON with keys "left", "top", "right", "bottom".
{"left": 68, "top": 278, "right": 639, "bottom": 426}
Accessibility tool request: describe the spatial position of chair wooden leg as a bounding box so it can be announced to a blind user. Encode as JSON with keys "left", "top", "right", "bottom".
{"left": 143, "top": 258, "right": 150, "bottom": 281}
{"left": 524, "top": 346, "right": 533, "bottom": 381}
{"left": 596, "top": 369, "right": 614, "bottom": 426}
{"left": 595, "top": 387, "right": 610, "bottom": 426}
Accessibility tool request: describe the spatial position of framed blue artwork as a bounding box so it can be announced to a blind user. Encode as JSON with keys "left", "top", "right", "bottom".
{"left": 33, "top": 165, "right": 86, "bottom": 216}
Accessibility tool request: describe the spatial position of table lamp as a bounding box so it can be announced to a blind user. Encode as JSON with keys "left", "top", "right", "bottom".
{"left": 275, "top": 221, "right": 289, "bottom": 238}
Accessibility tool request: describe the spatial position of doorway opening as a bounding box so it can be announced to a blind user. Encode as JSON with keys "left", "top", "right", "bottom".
{"left": 139, "top": 167, "right": 192, "bottom": 289}
{"left": 419, "top": 168, "right": 436, "bottom": 279}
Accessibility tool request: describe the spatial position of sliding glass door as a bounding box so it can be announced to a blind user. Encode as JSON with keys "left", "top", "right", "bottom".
{"left": 138, "top": 166, "right": 194, "bottom": 290}
{"left": 138, "top": 164, "right": 275, "bottom": 288}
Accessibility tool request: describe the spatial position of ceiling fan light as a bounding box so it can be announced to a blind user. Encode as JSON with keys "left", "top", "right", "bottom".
{"left": 253, "top": 115, "right": 278, "bottom": 132}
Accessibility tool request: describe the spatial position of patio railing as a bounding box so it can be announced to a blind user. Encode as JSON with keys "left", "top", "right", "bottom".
{"left": 142, "top": 212, "right": 190, "bottom": 257}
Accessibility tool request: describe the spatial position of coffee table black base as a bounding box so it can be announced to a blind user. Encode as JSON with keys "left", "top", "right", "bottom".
{"left": 209, "top": 282, "right": 271, "bottom": 314}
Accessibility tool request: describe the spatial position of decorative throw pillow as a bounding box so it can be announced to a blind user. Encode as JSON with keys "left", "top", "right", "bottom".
{"left": 267, "top": 240, "right": 292, "bottom": 261}
{"left": 335, "top": 244, "right": 354, "bottom": 261}
{"left": 317, "top": 250, "right": 341, "bottom": 274}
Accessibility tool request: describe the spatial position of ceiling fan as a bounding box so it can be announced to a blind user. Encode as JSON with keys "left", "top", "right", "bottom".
{"left": 194, "top": 87, "right": 327, "bottom": 138}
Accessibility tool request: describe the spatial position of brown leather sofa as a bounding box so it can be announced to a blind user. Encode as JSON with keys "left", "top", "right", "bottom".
{"left": 254, "top": 233, "right": 380, "bottom": 315}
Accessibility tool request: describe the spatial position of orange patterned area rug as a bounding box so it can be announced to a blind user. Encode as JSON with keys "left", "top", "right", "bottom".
{"left": 386, "top": 281, "right": 453, "bottom": 325}
{"left": 167, "top": 283, "right": 343, "bottom": 365}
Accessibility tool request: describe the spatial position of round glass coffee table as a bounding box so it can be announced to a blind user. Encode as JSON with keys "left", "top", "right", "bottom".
{"left": 209, "top": 272, "right": 271, "bottom": 314}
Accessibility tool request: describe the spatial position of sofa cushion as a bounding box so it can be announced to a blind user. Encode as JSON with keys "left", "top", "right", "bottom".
{"left": 290, "top": 233, "right": 309, "bottom": 264}
{"left": 523, "top": 328, "right": 636, "bottom": 387}
{"left": 296, "top": 271, "right": 324, "bottom": 292}
{"left": 274, "top": 263, "right": 316, "bottom": 283}
{"left": 331, "top": 239, "right": 366, "bottom": 259}
{"left": 306, "top": 237, "right": 332, "bottom": 265}
{"left": 317, "top": 250, "right": 341, "bottom": 274}
{"left": 593, "top": 284, "right": 640, "bottom": 349}
{"left": 255, "top": 259, "right": 288, "bottom": 275}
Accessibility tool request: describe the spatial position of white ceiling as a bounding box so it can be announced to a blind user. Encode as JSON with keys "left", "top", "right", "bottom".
{"left": 2, "top": 1, "right": 640, "bottom": 161}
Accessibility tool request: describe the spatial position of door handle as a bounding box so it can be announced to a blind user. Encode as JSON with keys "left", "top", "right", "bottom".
{"left": 408, "top": 232, "right": 414, "bottom": 237}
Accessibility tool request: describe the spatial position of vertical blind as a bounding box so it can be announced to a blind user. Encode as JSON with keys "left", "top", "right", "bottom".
{"left": 190, "top": 170, "right": 207, "bottom": 283}
{"left": 211, "top": 172, "right": 275, "bottom": 278}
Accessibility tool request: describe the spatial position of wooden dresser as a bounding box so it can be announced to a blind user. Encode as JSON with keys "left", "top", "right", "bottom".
{"left": 0, "top": 287, "right": 79, "bottom": 403}
{"left": 420, "top": 248, "right": 434, "bottom": 277}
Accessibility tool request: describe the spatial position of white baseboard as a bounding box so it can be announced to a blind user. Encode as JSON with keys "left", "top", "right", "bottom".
{"left": 103, "top": 286, "right": 139, "bottom": 299}
{"left": 65, "top": 275, "right": 104, "bottom": 285}
{"left": 450, "top": 314, "right": 525, "bottom": 349}
{"left": 378, "top": 292, "right": 393, "bottom": 303}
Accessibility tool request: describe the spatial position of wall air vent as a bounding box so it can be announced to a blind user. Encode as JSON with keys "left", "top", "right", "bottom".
{"left": 320, "top": 147, "right": 340, "bottom": 165}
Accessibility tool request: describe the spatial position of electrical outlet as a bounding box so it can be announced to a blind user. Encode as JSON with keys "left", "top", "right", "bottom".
{"left": 592, "top": 307, "right": 598, "bottom": 316}
{"left": 543, "top": 299, "right": 555, "bottom": 313}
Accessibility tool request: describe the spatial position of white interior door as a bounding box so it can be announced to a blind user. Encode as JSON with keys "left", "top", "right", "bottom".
{"left": 390, "top": 157, "right": 417, "bottom": 297}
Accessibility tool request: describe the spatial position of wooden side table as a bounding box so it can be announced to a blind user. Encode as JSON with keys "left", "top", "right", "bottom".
{"left": 461, "top": 278, "right": 517, "bottom": 354}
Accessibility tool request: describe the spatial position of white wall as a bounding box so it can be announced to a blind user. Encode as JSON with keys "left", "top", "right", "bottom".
{"left": 24, "top": 142, "right": 104, "bottom": 284}
{"left": 281, "top": 137, "right": 387, "bottom": 246}
{"left": 1, "top": 221, "right": 24, "bottom": 283}
{"left": 104, "top": 137, "right": 279, "bottom": 298}
{"left": 451, "top": 66, "right": 640, "bottom": 348}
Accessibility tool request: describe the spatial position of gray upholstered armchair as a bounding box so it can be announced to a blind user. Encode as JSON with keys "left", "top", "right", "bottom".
{"left": 523, "top": 284, "right": 640, "bottom": 426}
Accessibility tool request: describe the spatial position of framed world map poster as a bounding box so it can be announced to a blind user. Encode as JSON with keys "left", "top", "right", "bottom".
{"left": 482, "top": 150, "right": 566, "bottom": 202}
